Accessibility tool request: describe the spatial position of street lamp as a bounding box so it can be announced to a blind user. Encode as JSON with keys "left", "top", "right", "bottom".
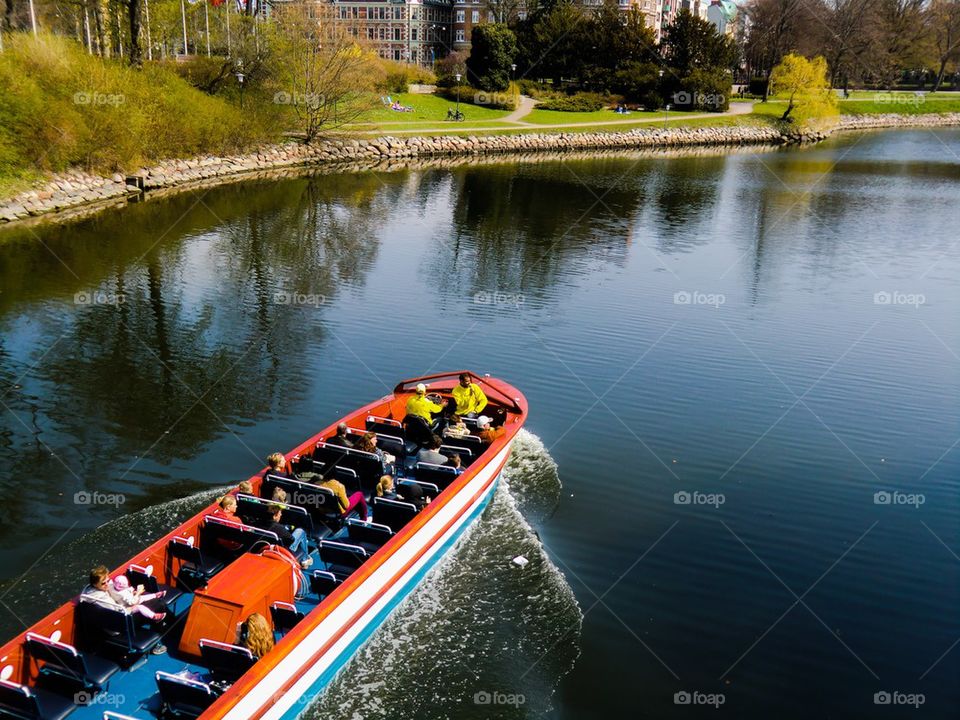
{"left": 664, "top": 103, "right": 670, "bottom": 129}
{"left": 455, "top": 72, "right": 462, "bottom": 118}
{"left": 511, "top": 63, "right": 516, "bottom": 82}
{"left": 235, "top": 60, "right": 246, "bottom": 109}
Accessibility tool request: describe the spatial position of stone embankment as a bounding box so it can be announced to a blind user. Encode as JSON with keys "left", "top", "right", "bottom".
{"left": 2, "top": 113, "right": 958, "bottom": 225}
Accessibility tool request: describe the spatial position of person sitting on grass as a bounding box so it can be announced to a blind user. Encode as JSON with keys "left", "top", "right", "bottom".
{"left": 266, "top": 504, "right": 313, "bottom": 569}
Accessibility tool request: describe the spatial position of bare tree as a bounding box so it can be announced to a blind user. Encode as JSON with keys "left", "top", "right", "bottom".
{"left": 815, "top": 0, "right": 877, "bottom": 89}
{"left": 927, "top": 0, "right": 960, "bottom": 89}
{"left": 742, "top": 0, "right": 807, "bottom": 99}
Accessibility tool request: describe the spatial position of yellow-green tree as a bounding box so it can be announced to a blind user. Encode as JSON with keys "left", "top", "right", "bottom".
{"left": 769, "top": 53, "right": 838, "bottom": 126}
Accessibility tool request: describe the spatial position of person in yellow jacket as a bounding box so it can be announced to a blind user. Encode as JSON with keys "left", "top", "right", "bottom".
{"left": 451, "top": 373, "right": 487, "bottom": 417}
{"left": 406, "top": 383, "right": 447, "bottom": 422}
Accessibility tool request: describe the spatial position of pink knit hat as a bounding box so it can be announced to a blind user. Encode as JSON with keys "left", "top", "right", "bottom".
{"left": 112, "top": 575, "right": 130, "bottom": 592}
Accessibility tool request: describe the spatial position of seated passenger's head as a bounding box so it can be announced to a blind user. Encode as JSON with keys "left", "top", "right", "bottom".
{"left": 271, "top": 487, "right": 287, "bottom": 502}
{"left": 359, "top": 432, "right": 377, "bottom": 452}
{"left": 89, "top": 565, "right": 109, "bottom": 590}
{"left": 451, "top": 414, "right": 462, "bottom": 425}
{"left": 266, "top": 452, "right": 286, "bottom": 471}
{"left": 220, "top": 495, "right": 237, "bottom": 513}
{"left": 337, "top": 422, "right": 349, "bottom": 437}
{"left": 415, "top": 383, "right": 427, "bottom": 396}
{"left": 429, "top": 434, "right": 443, "bottom": 450}
{"left": 238, "top": 480, "right": 254, "bottom": 494}
{"left": 243, "top": 612, "right": 274, "bottom": 658}
{"left": 449, "top": 454, "right": 461, "bottom": 468}
{"left": 377, "top": 474, "right": 394, "bottom": 497}
{"left": 268, "top": 504, "right": 284, "bottom": 521}
{"left": 477, "top": 416, "right": 492, "bottom": 430}
{"left": 459, "top": 373, "right": 471, "bottom": 387}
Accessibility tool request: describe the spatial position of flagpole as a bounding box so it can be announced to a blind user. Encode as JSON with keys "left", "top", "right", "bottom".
{"left": 204, "top": 0, "right": 210, "bottom": 56}
{"left": 225, "top": 0, "right": 231, "bottom": 56}
{"left": 144, "top": 0, "right": 153, "bottom": 60}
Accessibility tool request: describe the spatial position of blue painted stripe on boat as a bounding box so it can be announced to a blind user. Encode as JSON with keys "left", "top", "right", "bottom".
{"left": 278, "top": 476, "right": 499, "bottom": 720}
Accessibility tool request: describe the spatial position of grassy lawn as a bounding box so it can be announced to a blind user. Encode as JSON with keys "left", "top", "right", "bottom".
{"left": 352, "top": 93, "right": 512, "bottom": 127}
{"left": 523, "top": 107, "right": 701, "bottom": 125}
{"left": 753, "top": 93, "right": 960, "bottom": 118}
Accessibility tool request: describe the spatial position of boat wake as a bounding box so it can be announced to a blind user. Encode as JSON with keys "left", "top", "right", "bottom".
{"left": 301, "top": 429, "right": 583, "bottom": 720}
{"left": 0, "top": 486, "right": 226, "bottom": 636}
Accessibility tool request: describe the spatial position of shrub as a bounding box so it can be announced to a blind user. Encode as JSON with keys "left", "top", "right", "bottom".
{"left": 749, "top": 76, "right": 768, "bottom": 97}
{"left": 537, "top": 92, "right": 606, "bottom": 112}
{"left": 435, "top": 82, "right": 519, "bottom": 110}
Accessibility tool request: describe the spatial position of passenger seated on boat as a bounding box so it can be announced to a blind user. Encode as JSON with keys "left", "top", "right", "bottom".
{"left": 266, "top": 504, "right": 313, "bottom": 569}
{"left": 265, "top": 452, "right": 296, "bottom": 479}
{"left": 406, "top": 383, "right": 447, "bottom": 423}
{"left": 447, "top": 454, "right": 465, "bottom": 475}
{"left": 318, "top": 476, "right": 369, "bottom": 521}
{"left": 241, "top": 612, "right": 275, "bottom": 659}
{"left": 451, "top": 373, "right": 488, "bottom": 418}
{"left": 212, "top": 495, "right": 244, "bottom": 552}
{"left": 237, "top": 480, "right": 254, "bottom": 495}
{"left": 376, "top": 474, "right": 427, "bottom": 510}
{"left": 109, "top": 575, "right": 167, "bottom": 622}
{"left": 271, "top": 487, "right": 288, "bottom": 502}
{"left": 416, "top": 435, "right": 449, "bottom": 466}
{"left": 328, "top": 423, "right": 354, "bottom": 448}
{"left": 477, "top": 415, "right": 506, "bottom": 444}
{"left": 81, "top": 565, "right": 166, "bottom": 622}
{"left": 443, "top": 414, "right": 470, "bottom": 439}
{"left": 358, "top": 432, "right": 396, "bottom": 473}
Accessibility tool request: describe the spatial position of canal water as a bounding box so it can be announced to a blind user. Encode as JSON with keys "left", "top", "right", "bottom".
{"left": 0, "top": 128, "right": 958, "bottom": 718}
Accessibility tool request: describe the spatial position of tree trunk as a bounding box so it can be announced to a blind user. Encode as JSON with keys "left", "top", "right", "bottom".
{"left": 934, "top": 58, "right": 947, "bottom": 91}
{"left": 129, "top": 0, "right": 143, "bottom": 66}
{"left": 93, "top": 0, "right": 108, "bottom": 56}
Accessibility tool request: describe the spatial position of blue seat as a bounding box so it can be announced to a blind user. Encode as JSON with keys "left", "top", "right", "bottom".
{"left": 198, "top": 639, "right": 256, "bottom": 682}
{"left": 415, "top": 462, "right": 459, "bottom": 490}
{"left": 200, "top": 516, "right": 279, "bottom": 561}
{"left": 236, "top": 494, "right": 316, "bottom": 539}
{"left": 261, "top": 475, "right": 343, "bottom": 530}
{"left": 309, "top": 570, "right": 341, "bottom": 600}
{"left": 439, "top": 444, "right": 475, "bottom": 464}
{"left": 155, "top": 671, "right": 218, "bottom": 719}
{"left": 269, "top": 601, "right": 304, "bottom": 636}
{"left": 318, "top": 541, "right": 369, "bottom": 581}
{"left": 24, "top": 631, "right": 119, "bottom": 695}
{"left": 167, "top": 537, "right": 224, "bottom": 591}
{"left": 345, "top": 519, "right": 394, "bottom": 552}
{"left": 75, "top": 600, "right": 163, "bottom": 660}
{"left": 0, "top": 679, "right": 75, "bottom": 720}
{"left": 370, "top": 497, "right": 418, "bottom": 534}
{"left": 313, "top": 442, "right": 383, "bottom": 492}
{"left": 125, "top": 564, "right": 185, "bottom": 613}
{"left": 398, "top": 479, "right": 440, "bottom": 501}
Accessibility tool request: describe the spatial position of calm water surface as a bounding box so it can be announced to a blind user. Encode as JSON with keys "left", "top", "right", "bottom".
{"left": 0, "top": 129, "right": 959, "bottom": 718}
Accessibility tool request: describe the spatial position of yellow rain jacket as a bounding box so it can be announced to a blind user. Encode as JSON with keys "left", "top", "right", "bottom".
{"left": 406, "top": 394, "right": 443, "bottom": 421}
{"left": 452, "top": 382, "right": 488, "bottom": 416}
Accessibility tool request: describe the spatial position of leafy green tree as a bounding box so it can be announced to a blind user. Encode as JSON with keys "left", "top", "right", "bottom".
{"left": 581, "top": 1, "right": 659, "bottom": 90}
{"left": 466, "top": 23, "right": 517, "bottom": 91}
{"left": 525, "top": 0, "right": 586, "bottom": 83}
{"left": 660, "top": 9, "right": 736, "bottom": 110}
{"left": 769, "top": 53, "right": 838, "bottom": 124}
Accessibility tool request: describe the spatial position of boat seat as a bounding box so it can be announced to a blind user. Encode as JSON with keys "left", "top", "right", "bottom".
{"left": 312, "top": 442, "right": 383, "bottom": 493}
{"left": 269, "top": 602, "right": 304, "bottom": 636}
{"left": 24, "top": 631, "right": 119, "bottom": 694}
{"left": 370, "top": 498, "right": 418, "bottom": 534}
{"left": 365, "top": 415, "right": 403, "bottom": 435}
{"left": 200, "top": 516, "right": 280, "bottom": 561}
{"left": 75, "top": 601, "right": 163, "bottom": 659}
{"left": 317, "top": 541, "right": 369, "bottom": 581}
{"left": 345, "top": 519, "right": 394, "bottom": 553}
{"left": 439, "top": 444, "right": 475, "bottom": 465}
{"left": 236, "top": 495, "right": 316, "bottom": 539}
{"left": 331, "top": 466, "right": 360, "bottom": 495}
{"left": 167, "top": 538, "right": 225, "bottom": 591}
{"left": 125, "top": 564, "right": 185, "bottom": 612}
{"left": 0, "top": 678, "right": 75, "bottom": 720}
{"left": 309, "top": 571, "right": 341, "bottom": 600}
{"left": 198, "top": 639, "right": 257, "bottom": 682}
{"left": 155, "top": 671, "right": 218, "bottom": 719}
{"left": 345, "top": 430, "right": 406, "bottom": 460}
{"left": 414, "top": 462, "right": 460, "bottom": 490}
{"left": 398, "top": 479, "right": 440, "bottom": 501}
{"left": 261, "top": 476, "right": 343, "bottom": 530}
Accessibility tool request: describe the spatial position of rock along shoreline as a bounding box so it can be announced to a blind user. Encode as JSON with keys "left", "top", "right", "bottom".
{"left": 2, "top": 112, "right": 958, "bottom": 226}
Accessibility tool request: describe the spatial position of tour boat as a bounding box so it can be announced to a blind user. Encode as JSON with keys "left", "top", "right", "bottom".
{"left": 0, "top": 372, "right": 527, "bottom": 720}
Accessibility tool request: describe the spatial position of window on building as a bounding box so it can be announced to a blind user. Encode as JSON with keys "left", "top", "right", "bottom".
{"left": 456, "top": 28, "right": 465, "bottom": 41}
{"left": 471, "top": 10, "right": 479, "bottom": 21}
{"left": 412, "top": 28, "right": 418, "bottom": 40}
{"left": 394, "top": 27, "right": 401, "bottom": 40}
{"left": 518, "top": 10, "right": 526, "bottom": 19}
{"left": 456, "top": 10, "right": 465, "bottom": 22}
{"left": 488, "top": 10, "right": 495, "bottom": 21}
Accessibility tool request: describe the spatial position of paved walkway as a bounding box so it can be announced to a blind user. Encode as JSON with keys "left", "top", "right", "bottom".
{"left": 355, "top": 100, "right": 756, "bottom": 135}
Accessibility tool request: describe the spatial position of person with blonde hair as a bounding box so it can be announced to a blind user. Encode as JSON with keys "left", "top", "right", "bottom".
{"left": 242, "top": 613, "right": 274, "bottom": 658}
{"left": 264, "top": 452, "right": 294, "bottom": 480}
{"left": 375, "top": 474, "right": 395, "bottom": 499}
{"left": 237, "top": 480, "right": 254, "bottom": 495}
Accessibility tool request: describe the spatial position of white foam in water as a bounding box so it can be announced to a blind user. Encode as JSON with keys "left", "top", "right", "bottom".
{"left": 302, "top": 429, "right": 583, "bottom": 720}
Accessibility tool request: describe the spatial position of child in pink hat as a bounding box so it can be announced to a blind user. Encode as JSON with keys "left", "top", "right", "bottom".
{"left": 108, "top": 575, "right": 167, "bottom": 622}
